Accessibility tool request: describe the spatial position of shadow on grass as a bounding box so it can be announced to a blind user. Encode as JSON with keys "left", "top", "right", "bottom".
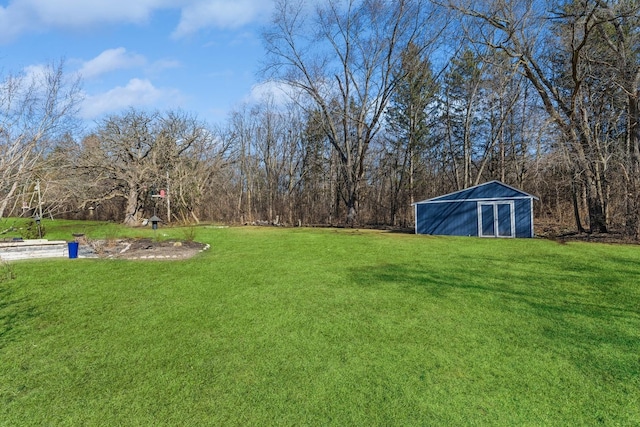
{"left": 0, "top": 281, "right": 39, "bottom": 350}
{"left": 349, "top": 261, "right": 640, "bottom": 378}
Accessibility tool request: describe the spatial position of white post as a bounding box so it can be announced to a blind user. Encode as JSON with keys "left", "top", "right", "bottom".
{"left": 166, "top": 171, "right": 171, "bottom": 223}
{"left": 36, "top": 180, "right": 43, "bottom": 220}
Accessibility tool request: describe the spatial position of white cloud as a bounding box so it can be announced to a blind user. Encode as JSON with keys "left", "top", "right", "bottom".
{"left": 79, "top": 48, "right": 147, "bottom": 79}
{"left": 0, "top": 0, "right": 170, "bottom": 41}
{"left": 244, "top": 80, "right": 295, "bottom": 106}
{"left": 149, "top": 59, "right": 182, "bottom": 72}
{"left": 173, "top": 0, "right": 271, "bottom": 37}
{"left": 0, "top": 3, "right": 31, "bottom": 42}
{"left": 22, "top": 63, "right": 48, "bottom": 82}
{"left": 173, "top": 0, "right": 274, "bottom": 38}
{"left": 79, "top": 78, "right": 182, "bottom": 119}
{"left": 19, "top": 0, "right": 174, "bottom": 27}
{"left": 0, "top": 0, "right": 274, "bottom": 42}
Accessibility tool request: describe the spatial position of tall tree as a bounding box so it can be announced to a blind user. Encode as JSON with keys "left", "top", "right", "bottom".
{"left": 591, "top": 0, "right": 640, "bottom": 237}
{"left": 228, "top": 105, "right": 261, "bottom": 224}
{"left": 263, "top": 0, "right": 442, "bottom": 225}
{"left": 154, "top": 110, "right": 222, "bottom": 223}
{"left": 441, "top": 48, "right": 485, "bottom": 189}
{"left": 74, "top": 109, "right": 210, "bottom": 225}
{"left": 384, "top": 42, "right": 437, "bottom": 225}
{"left": 0, "top": 60, "right": 81, "bottom": 218}
{"left": 448, "top": 0, "right": 638, "bottom": 233}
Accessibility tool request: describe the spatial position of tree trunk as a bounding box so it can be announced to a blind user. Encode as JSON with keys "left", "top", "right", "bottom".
{"left": 586, "top": 189, "right": 607, "bottom": 233}
{"left": 571, "top": 179, "right": 586, "bottom": 233}
{"left": 124, "top": 187, "right": 141, "bottom": 226}
{"left": 344, "top": 170, "right": 359, "bottom": 227}
{"left": 0, "top": 181, "right": 19, "bottom": 219}
{"left": 625, "top": 91, "right": 640, "bottom": 238}
{"left": 346, "top": 198, "right": 358, "bottom": 227}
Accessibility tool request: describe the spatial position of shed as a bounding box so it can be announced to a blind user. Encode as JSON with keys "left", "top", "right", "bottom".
{"left": 413, "top": 181, "right": 538, "bottom": 238}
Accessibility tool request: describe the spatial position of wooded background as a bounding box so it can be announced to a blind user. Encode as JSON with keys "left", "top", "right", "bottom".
{"left": 1, "top": 0, "right": 638, "bottom": 237}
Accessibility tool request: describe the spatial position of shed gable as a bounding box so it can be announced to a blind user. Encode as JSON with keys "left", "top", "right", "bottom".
{"left": 416, "top": 181, "right": 536, "bottom": 204}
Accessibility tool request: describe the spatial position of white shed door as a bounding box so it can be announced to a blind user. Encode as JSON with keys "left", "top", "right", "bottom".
{"left": 478, "top": 202, "right": 515, "bottom": 238}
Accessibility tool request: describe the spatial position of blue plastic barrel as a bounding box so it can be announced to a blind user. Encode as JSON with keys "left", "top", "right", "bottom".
{"left": 68, "top": 241, "right": 79, "bottom": 259}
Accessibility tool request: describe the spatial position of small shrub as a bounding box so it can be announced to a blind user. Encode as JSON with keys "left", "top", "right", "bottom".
{"left": 182, "top": 226, "right": 197, "bottom": 243}
{"left": 20, "top": 220, "right": 46, "bottom": 239}
{"left": 104, "top": 229, "right": 119, "bottom": 248}
{"left": 0, "top": 261, "right": 16, "bottom": 283}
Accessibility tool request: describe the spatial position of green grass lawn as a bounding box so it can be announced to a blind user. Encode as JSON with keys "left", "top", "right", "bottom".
{"left": 1, "top": 221, "right": 639, "bottom": 425}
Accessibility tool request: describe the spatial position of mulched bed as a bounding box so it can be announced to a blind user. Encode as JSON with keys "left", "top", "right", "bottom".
{"left": 85, "top": 238, "right": 209, "bottom": 260}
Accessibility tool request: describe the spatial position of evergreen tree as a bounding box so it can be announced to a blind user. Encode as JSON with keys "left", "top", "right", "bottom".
{"left": 384, "top": 42, "right": 437, "bottom": 225}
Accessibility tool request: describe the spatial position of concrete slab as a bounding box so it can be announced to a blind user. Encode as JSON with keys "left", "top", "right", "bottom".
{"left": 0, "top": 240, "right": 68, "bottom": 261}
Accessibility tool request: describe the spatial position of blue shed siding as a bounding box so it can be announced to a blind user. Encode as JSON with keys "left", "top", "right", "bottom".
{"left": 514, "top": 198, "right": 533, "bottom": 238}
{"left": 413, "top": 181, "right": 537, "bottom": 238}
{"left": 416, "top": 201, "right": 479, "bottom": 236}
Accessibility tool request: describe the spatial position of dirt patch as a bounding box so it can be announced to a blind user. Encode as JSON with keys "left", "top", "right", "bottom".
{"left": 535, "top": 220, "right": 639, "bottom": 245}
{"left": 545, "top": 232, "right": 638, "bottom": 245}
{"left": 85, "top": 238, "right": 210, "bottom": 260}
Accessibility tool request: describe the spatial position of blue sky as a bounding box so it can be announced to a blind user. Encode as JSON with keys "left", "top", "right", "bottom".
{"left": 0, "top": 0, "right": 277, "bottom": 126}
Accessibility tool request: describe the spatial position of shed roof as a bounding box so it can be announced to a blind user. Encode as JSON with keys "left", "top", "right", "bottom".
{"left": 413, "top": 180, "right": 538, "bottom": 205}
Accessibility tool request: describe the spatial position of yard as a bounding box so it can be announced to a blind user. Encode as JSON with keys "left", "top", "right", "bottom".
{"left": 1, "top": 222, "right": 639, "bottom": 425}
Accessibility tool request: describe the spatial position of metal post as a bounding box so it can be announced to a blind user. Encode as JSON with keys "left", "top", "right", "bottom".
{"left": 34, "top": 214, "right": 42, "bottom": 239}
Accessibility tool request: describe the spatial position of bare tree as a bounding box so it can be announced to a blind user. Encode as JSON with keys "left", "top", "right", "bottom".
{"left": 441, "top": 48, "right": 485, "bottom": 189}
{"left": 228, "top": 105, "right": 261, "bottom": 224}
{"left": 169, "top": 134, "right": 228, "bottom": 224}
{"left": 447, "top": 0, "right": 640, "bottom": 233}
{"left": 263, "top": 0, "right": 444, "bottom": 225}
{"left": 156, "top": 111, "right": 225, "bottom": 224}
{"left": 591, "top": 0, "right": 640, "bottom": 237}
{"left": 0, "top": 60, "right": 81, "bottom": 218}
{"left": 74, "top": 109, "right": 211, "bottom": 225}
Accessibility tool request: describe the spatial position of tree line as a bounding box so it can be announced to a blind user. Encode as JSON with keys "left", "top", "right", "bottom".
{"left": 1, "top": 0, "right": 639, "bottom": 237}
